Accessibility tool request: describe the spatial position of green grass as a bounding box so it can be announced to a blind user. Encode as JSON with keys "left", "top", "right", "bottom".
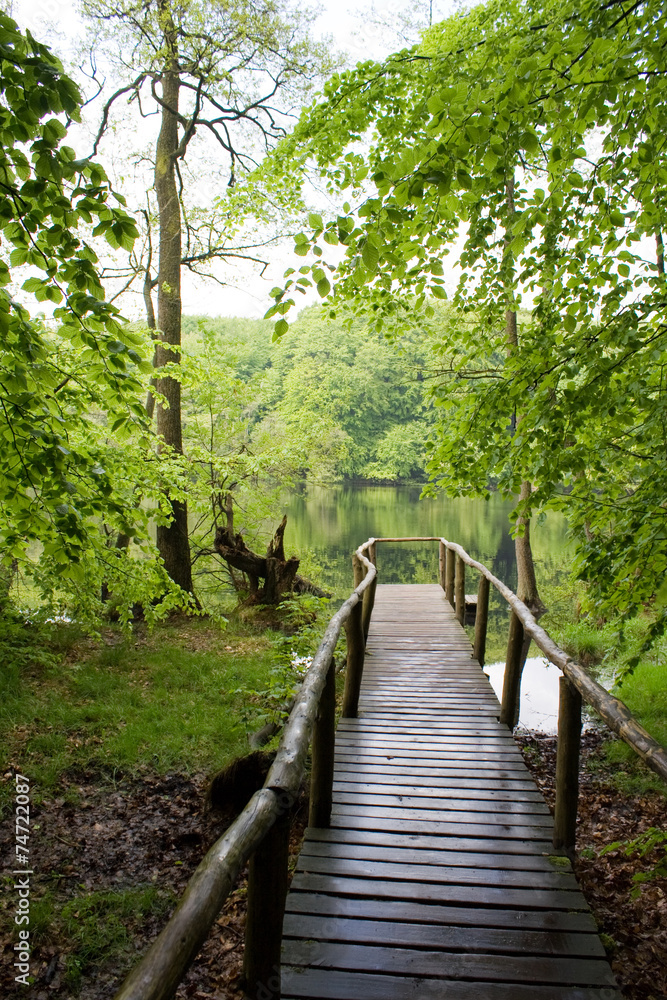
{"left": 601, "top": 658, "right": 667, "bottom": 794}
{"left": 60, "top": 886, "right": 176, "bottom": 988}
{"left": 0, "top": 615, "right": 278, "bottom": 815}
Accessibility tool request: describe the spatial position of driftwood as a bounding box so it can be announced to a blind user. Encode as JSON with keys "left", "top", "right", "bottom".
{"left": 214, "top": 514, "right": 330, "bottom": 604}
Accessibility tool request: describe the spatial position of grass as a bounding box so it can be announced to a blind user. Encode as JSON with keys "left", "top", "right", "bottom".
{"left": 60, "top": 886, "right": 176, "bottom": 988}
{"left": 0, "top": 614, "right": 280, "bottom": 817}
{"left": 0, "top": 596, "right": 336, "bottom": 993}
{"left": 6, "top": 883, "right": 176, "bottom": 989}
{"left": 599, "top": 658, "right": 667, "bottom": 794}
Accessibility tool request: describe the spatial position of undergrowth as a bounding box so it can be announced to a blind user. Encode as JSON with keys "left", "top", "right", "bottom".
{"left": 0, "top": 614, "right": 278, "bottom": 818}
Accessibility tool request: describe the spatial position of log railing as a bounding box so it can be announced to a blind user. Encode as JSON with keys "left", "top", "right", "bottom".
{"left": 113, "top": 534, "right": 667, "bottom": 1000}
{"left": 113, "top": 540, "right": 377, "bottom": 1000}
{"left": 371, "top": 535, "right": 667, "bottom": 854}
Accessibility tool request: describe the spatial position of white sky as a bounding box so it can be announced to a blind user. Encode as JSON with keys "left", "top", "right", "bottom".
{"left": 6, "top": 0, "right": 458, "bottom": 320}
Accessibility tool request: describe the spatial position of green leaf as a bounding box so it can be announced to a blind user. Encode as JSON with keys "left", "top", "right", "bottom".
{"left": 362, "top": 241, "right": 379, "bottom": 270}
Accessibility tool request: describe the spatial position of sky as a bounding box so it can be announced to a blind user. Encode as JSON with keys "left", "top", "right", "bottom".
{"left": 6, "top": 0, "right": 458, "bottom": 320}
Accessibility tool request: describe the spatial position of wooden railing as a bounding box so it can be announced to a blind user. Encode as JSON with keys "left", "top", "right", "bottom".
{"left": 113, "top": 540, "right": 377, "bottom": 1000}
{"left": 113, "top": 534, "right": 667, "bottom": 1000}
{"left": 368, "top": 536, "right": 667, "bottom": 854}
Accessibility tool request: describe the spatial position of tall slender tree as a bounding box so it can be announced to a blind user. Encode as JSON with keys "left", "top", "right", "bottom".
{"left": 82, "top": 0, "right": 328, "bottom": 592}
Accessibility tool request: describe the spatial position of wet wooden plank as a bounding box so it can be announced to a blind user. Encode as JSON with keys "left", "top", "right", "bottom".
{"left": 301, "top": 826, "right": 557, "bottom": 858}
{"left": 295, "top": 854, "right": 579, "bottom": 891}
{"left": 282, "top": 914, "right": 606, "bottom": 957}
{"left": 284, "top": 892, "right": 596, "bottom": 932}
{"left": 282, "top": 941, "right": 617, "bottom": 987}
{"left": 281, "top": 969, "right": 618, "bottom": 1000}
{"left": 281, "top": 583, "right": 619, "bottom": 997}
{"left": 289, "top": 871, "right": 585, "bottom": 911}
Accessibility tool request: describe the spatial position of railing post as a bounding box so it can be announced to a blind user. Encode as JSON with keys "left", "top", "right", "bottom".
{"left": 353, "top": 551, "right": 364, "bottom": 589}
{"left": 243, "top": 804, "right": 290, "bottom": 1000}
{"left": 438, "top": 540, "right": 446, "bottom": 590}
{"left": 553, "top": 676, "right": 583, "bottom": 855}
{"left": 473, "top": 574, "right": 490, "bottom": 666}
{"left": 342, "top": 598, "right": 364, "bottom": 718}
{"left": 309, "top": 656, "right": 336, "bottom": 828}
{"left": 445, "top": 546, "right": 455, "bottom": 605}
{"left": 362, "top": 568, "right": 377, "bottom": 645}
{"left": 499, "top": 611, "right": 525, "bottom": 728}
{"left": 455, "top": 554, "right": 466, "bottom": 625}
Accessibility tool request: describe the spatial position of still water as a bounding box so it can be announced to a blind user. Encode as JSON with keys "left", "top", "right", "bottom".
{"left": 283, "top": 483, "right": 574, "bottom": 732}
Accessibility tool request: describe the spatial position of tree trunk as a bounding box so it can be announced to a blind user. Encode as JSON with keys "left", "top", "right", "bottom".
{"left": 153, "top": 19, "right": 193, "bottom": 595}
{"left": 504, "top": 170, "right": 545, "bottom": 620}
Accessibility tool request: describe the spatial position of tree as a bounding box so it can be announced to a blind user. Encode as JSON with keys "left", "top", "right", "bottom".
{"left": 264, "top": 0, "right": 667, "bottom": 642}
{"left": 0, "top": 10, "right": 182, "bottom": 621}
{"left": 80, "top": 0, "right": 330, "bottom": 594}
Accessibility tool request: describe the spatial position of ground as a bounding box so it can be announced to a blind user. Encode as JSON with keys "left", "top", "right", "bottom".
{"left": 1, "top": 730, "right": 665, "bottom": 999}
{"left": 515, "top": 730, "right": 667, "bottom": 1000}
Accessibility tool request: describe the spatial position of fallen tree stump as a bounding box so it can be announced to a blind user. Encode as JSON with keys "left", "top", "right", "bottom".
{"left": 214, "top": 514, "right": 330, "bottom": 604}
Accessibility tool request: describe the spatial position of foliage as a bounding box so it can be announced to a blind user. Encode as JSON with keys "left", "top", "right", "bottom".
{"left": 234, "top": 593, "right": 333, "bottom": 729}
{"left": 187, "top": 305, "right": 434, "bottom": 486}
{"left": 262, "top": 0, "right": 667, "bottom": 637}
{"left": 0, "top": 12, "right": 193, "bottom": 620}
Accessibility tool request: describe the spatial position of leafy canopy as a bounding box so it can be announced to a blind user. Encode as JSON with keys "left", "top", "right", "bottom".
{"left": 263, "top": 0, "right": 667, "bottom": 635}
{"left": 0, "top": 12, "right": 184, "bottom": 619}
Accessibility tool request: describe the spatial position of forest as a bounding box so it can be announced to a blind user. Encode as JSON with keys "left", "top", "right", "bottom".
{"left": 1, "top": 0, "right": 667, "bottom": 996}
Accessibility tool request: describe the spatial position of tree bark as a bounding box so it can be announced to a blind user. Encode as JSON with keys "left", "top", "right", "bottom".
{"left": 504, "top": 169, "right": 544, "bottom": 616}
{"left": 153, "top": 14, "right": 194, "bottom": 595}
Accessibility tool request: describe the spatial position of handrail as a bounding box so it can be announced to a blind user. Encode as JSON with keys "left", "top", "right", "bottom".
{"left": 114, "top": 532, "right": 666, "bottom": 1000}
{"left": 371, "top": 534, "right": 667, "bottom": 853}
{"left": 440, "top": 537, "right": 667, "bottom": 785}
{"left": 113, "top": 542, "right": 377, "bottom": 1000}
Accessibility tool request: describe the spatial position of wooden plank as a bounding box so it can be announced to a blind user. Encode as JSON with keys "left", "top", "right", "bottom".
{"left": 299, "top": 837, "right": 569, "bottom": 871}
{"left": 282, "top": 941, "right": 616, "bottom": 987}
{"left": 334, "top": 748, "right": 527, "bottom": 765}
{"left": 334, "top": 773, "right": 540, "bottom": 793}
{"left": 333, "top": 763, "right": 531, "bottom": 781}
{"left": 329, "top": 813, "right": 555, "bottom": 839}
{"left": 284, "top": 892, "right": 596, "bottom": 932}
{"left": 334, "top": 772, "right": 550, "bottom": 815}
{"left": 334, "top": 734, "right": 517, "bottom": 748}
{"left": 302, "top": 827, "right": 556, "bottom": 857}
{"left": 281, "top": 969, "right": 618, "bottom": 999}
{"left": 331, "top": 798, "right": 554, "bottom": 823}
{"left": 295, "top": 855, "right": 579, "bottom": 891}
{"left": 332, "top": 782, "right": 548, "bottom": 807}
{"left": 281, "top": 913, "right": 606, "bottom": 958}
{"left": 289, "top": 872, "right": 586, "bottom": 911}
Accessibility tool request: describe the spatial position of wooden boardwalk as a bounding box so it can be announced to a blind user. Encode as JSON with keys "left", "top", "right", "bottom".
{"left": 281, "top": 584, "right": 619, "bottom": 1000}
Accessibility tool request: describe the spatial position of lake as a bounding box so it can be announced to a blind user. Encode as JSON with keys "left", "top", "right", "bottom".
{"left": 283, "top": 483, "right": 576, "bottom": 732}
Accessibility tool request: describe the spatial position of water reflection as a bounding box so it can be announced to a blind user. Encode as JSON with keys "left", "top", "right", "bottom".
{"left": 283, "top": 483, "right": 575, "bottom": 732}
{"left": 284, "top": 482, "right": 570, "bottom": 597}
{"left": 484, "top": 657, "right": 562, "bottom": 733}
